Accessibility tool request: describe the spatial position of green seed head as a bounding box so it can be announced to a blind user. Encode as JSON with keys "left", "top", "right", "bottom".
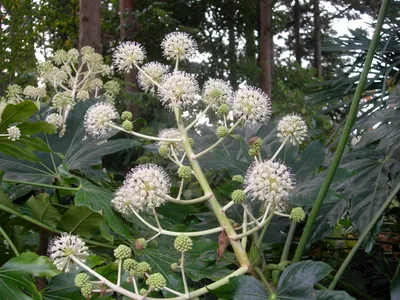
{"left": 249, "top": 137, "right": 263, "bottom": 151}
{"left": 170, "top": 262, "right": 179, "bottom": 271}
{"left": 232, "top": 175, "right": 244, "bottom": 183}
{"left": 146, "top": 272, "right": 167, "bottom": 291}
{"left": 231, "top": 189, "right": 246, "bottom": 203}
{"left": 217, "top": 104, "right": 230, "bottom": 116}
{"left": 121, "top": 111, "right": 133, "bottom": 121}
{"left": 290, "top": 207, "right": 306, "bottom": 223}
{"left": 114, "top": 244, "right": 132, "bottom": 260}
{"left": 122, "top": 120, "right": 133, "bottom": 131}
{"left": 80, "top": 282, "right": 93, "bottom": 298}
{"left": 135, "top": 261, "right": 152, "bottom": 278}
{"left": 140, "top": 288, "right": 147, "bottom": 296}
{"left": 174, "top": 234, "right": 193, "bottom": 252}
{"left": 75, "top": 273, "right": 90, "bottom": 288}
{"left": 178, "top": 166, "right": 192, "bottom": 179}
{"left": 123, "top": 258, "right": 137, "bottom": 272}
{"left": 136, "top": 238, "right": 147, "bottom": 250}
{"left": 216, "top": 126, "right": 229, "bottom": 138}
{"left": 158, "top": 145, "right": 169, "bottom": 158}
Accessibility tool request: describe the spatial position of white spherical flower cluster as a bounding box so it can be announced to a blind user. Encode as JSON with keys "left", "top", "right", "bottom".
{"left": 158, "top": 72, "right": 199, "bottom": 108}
{"left": 277, "top": 114, "right": 307, "bottom": 145}
{"left": 46, "top": 113, "right": 64, "bottom": 128}
{"left": 7, "top": 126, "right": 21, "bottom": 141}
{"left": 48, "top": 233, "right": 89, "bottom": 272}
{"left": 232, "top": 87, "right": 271, "bottom": 124}
{"left": 161, "top": 32, "right": 197, "bottom": 61}
{"left": 84, "top": 102, "right": 119, "bottom": 139}
{"left": 244, "top": 160, "right": 293, "bottom": 210}
{"left": 157, "top": 128, "right": 183, "bottom": 154}
{"left": 23, "top": 86, "right": 46, "bottom": 99}
{"left": 76, "top": 90, "right": 89, "bottom": 101}
{"left": 112, "top": 164, "right": 171, "bottom": 213}
{"left": 202, "top": 79, "right": 232, "bottom": 109}
{"left": 113, "top": 41, "right": 146, "bottom": 73}
{"left": 137, "top": 62, "right": 169, "bottom": 93}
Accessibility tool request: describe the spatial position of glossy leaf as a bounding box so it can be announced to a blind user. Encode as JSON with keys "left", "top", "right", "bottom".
{"left": 26, "top": 193, "right": 61, "bottom": 229}
{"left": 210, "top": 275, "right": 268, "bottom": 299}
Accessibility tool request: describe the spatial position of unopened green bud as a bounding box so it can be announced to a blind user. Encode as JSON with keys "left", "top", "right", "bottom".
{"left": 146, "top": 272, "right": 167, "bottom": 291}
{"left": 217, "top": 104, "right": 230, "bottom": 116}
{"left": 232, "top": 175, "right": 244, "bottom": 183}
{"left": 80, "top": 282, "right": 93, "bottom": 298}
{"left": 249, "top": 137, "right": 262, "bottom": 151}
{"left": 75, "top": 273, "right": 90, "bottom": 288}
{"left": 140, "top": 288, "right": 147, "bottom": 295}
{"left": 290, "top": 207, "right": 306, "bottom": 223}
{"left": 121, "top": 111, "right": 133, "bottom": 120}
{"left": 248, "top": 148, "right": 258, "bottom": 157}
{"left": 231, "top": 189, "right": 245, "bottom": 203}
{"left": 174, "top": 234, "right": 193, "bottom": 252}
{"left": 188, "top": 137, "right": 195, "bottom": 147}
{"left": 170, "top": 262, "right": 179, "bottom": 271}
{"left": 114, "top": 244, "right": 132, "bottom": 260}
{"left": 122, "top": 120, "right": 133, "bottom": 131}
{"left": 135, "top": 261, "right": 152, "bottom": 278}
{"left": 123, "top": 258, "right": 137, "bottom": 271}
{"left": 217, "top": 126, "right": 229, "bottom": 138}
{"left": 159, "top": 145, "right": 169, "bottom": 158}
{"left": 178, "top": 166, "right": 192, "bottom": 179}
{"left": 136, "top": 238, "right": 147, "bottom": 250}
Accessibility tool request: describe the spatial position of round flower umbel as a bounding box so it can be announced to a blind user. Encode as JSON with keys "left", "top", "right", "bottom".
{"left": 84, "top": 102, "right": 119, "bottom": 139}
{"left": 46, "top": 113, "right": 63, "bottom": 128}
{"left": 113, "top": 41, "right": 146, "bottom": 73}
{"left": 111, "top": 164, "right": 171, "bottom": 213}
{"left": 48, "top": 233, "right": 89, "bottom": 272}
{"left": 137, "top": 62, "right": 169, "bottom": 93}
{"left": 174, "top": 234, "right": 193, "bottom": 252}
{"left": 161, "top": 32, "right": 197, "bottom": 61}
{"left": 7, "top": 126, "right": 21, "bottom": 141}
{"left": 244, "top": 160, "right": 293, "bottom": 211}
{"left": 146, "top": 273, "right": 167, "bottom": 291}
{"left": 277, "top": 114, "right": 307, "bottom": 145}
{"left": 157, "top": 128, "right": 183, "bottom": 155}
{"left": 232, "top": 86, "right": 271, "bottom": 124}
{"left": 158, "top": 72, "right": 200, "bottom": 108}
{"left": 202, "top": 79, "right": 232, "bottom": 109}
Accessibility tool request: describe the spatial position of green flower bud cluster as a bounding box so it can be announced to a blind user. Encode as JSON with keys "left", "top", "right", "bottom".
{"left": 81, "top": 282, "right": 93, "bottom": 298}
{"left": 174, "top": 235, "right": 193, "bottom": 252}
{"left": 248, "top": 137, "right": 263, "bottom": 156}
{"left": 135, "top": 261, "right": 152, "bottom": 278}
{"left": 75, "top": 273, "right": 90, "bottom": 288}
{"left": 170, "top": 262, "right": 179, "bottom": 271}
{"left": 232, "top": 175, "right": 244, "bottom": 183}
{"left": 136, "top": 238, "right": 147, "bottom": 249}
{"left": 114, "top": 244, "right": 132, "bottom": 260}
{"left": 217, "top": 104, "right": 230, "bottom": 117}
{"left": 158, "top": 145, "right": 170, "bottom": 158}
{"left": 123, "top": 258, "right": 138, "bottom": 272}
{"left": 53, "top": 92, "right": 74, "bottom": 112}
{"left": 121, "top": 111, "right": 133, "bottom": 121}
{"left": 146, "top": 272, "right": 167, "bottom": 291}
{"left": 290, "top": 207, "right": 306, "bottom": 223}
{"left": 217, "top": 126, "right": 229, "bottom": 138}
{"left": 178, "top": 165, "right": 192, "bottom": 179}
{"left": 231, "top": 189, "right": 245, "bottom": 203}
{"left": 122, "top": 120, "right": 133, "bottom": 131}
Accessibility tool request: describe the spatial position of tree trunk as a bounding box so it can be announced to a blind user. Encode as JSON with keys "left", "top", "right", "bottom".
{"left": 119, "top": 0, "right": 141, "bottom": 124}
{"left": 294, "top": 0, "right": 301, "bottom": 64}
{"left": 314, "top": 0, "right": 322, "bottom": 76}
{"left": 78, "top": 0, "right": 101, "bottom": 53}
{"left": 259, "top": 0, "right": 273, "bottom": 97}
{"left": 228, "top": 24, "right": 238, "bottom": 88}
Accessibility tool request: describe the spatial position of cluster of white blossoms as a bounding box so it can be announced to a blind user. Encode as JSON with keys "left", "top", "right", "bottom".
{"left": 84, "top": 102, "right": 119, "bottom": 139}
{"left": 232, "top": 87, "right": 272, "bottom": 124}
{"left": 158, "top": 72, "right": 200, "bottom": 108}
{"left": 277, "top": 114, "right": 307, "bottom": 145}
{"left": 202, "top": 79, "right": 232, "bottom": 109}
{"left": 7, "top": 126, "right": 21, "bottom": 141}
{"left": 45, "top": 113, "right": 64, "bottom": 128}
{"left": 157, "top": 128, "right": 184, "bottom": 154}
{"left": 112, "top": 164, "right": 171, "bottom": 213}
{"left": 161, "top": 32, "right": 197, "bottom": 61}
{"left": 137, "top": 62, "right": 169, "bottom": 92}
{"left": 113, "top": 41, "right": 146, "bottom": 73}
{"left": 244, "top": 160, "right": 293, "bottom": 210}
{"left": 49, "top": 233, "right": 89, "bottom": 272}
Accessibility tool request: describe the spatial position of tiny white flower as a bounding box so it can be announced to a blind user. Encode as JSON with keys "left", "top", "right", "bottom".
{"left": 137, "top": 62, "right": 169, "bottom": 93}
{"left": 232, "top": 86, "right": 272, "bottom": 124}
{"left": 112, "top": 164, "right": 171, "bottom": 213}
{"left": 84, "top": 102, "right": 119, "bottom": 139}
{"left": 113, "top": 41, "right": 146, "bottom": 73}
{"left": 49, "top": 233, "right": 89, "bottom": 272}
{"left": 7, "top": 126, "right": 21, "bottom": 141}
{"left": 158, "top": 72, "right": 199, "bottom": 108}
{"left": 161, "top": 32, "right": 197, "bottom": 61}
{"left": 157, "top": 128, "right": 183, "bottom": 155}
{"left": 46, "top": 113, "right": 63, "bottom": 128}
{"left": 245, "top": 160, "right": 294, "bottom": 212}
{"left": 202, "top": 79, "right": 232, "bottom": 109}
{"left": 277, "top": 114, "right": 307, "bottom": 145}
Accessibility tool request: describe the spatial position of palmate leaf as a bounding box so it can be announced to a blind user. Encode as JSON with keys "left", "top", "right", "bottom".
{"left": 26, "top": 193, "right": 61, "bottom": 229}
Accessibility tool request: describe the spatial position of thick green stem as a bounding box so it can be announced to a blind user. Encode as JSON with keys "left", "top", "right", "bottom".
{"left": 174, "top": 106, "right": 250, "bottom": 268}
{"left": 328, "top": 181, "right": 400, "bottom": 289}
{"left": 293, "top": 0, "right": 390, "bottom": 262}
{"left": 2, "top": 179, "right": 80, "bottom": 192}
{"left": 280, "top": 220, "right": 297, "bottom": 262}
{"left": 0, "top": 226, "right": 19, "bottom": 256}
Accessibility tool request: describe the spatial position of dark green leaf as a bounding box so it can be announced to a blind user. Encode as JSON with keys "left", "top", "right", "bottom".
{"left": 26, "top": 193, "right": 61, "bottom": 229}
{"left": 391, "top": 263, "right": 400, "bottom": 300}
{"left": 17, "top": 121, "right": 57, "bottom": 134}
{"left": 210, "top": 275, "right": 268, "bottom": 299}
{"left": 0, "top": 101, "right": 38, "bottom": 133}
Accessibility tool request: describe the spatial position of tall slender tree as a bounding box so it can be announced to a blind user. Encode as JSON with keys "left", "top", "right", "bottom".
{"left": 78, "top": 0, "right": 101, "bottom": 52}
{"left": 294, "top": 0, "right": 302, "bottom": 64}
{"left": 259, "top": 0, "right": 273, "bottom": 96}
{"left": 313, "top": 0, "right": 322, "bottom": 76}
